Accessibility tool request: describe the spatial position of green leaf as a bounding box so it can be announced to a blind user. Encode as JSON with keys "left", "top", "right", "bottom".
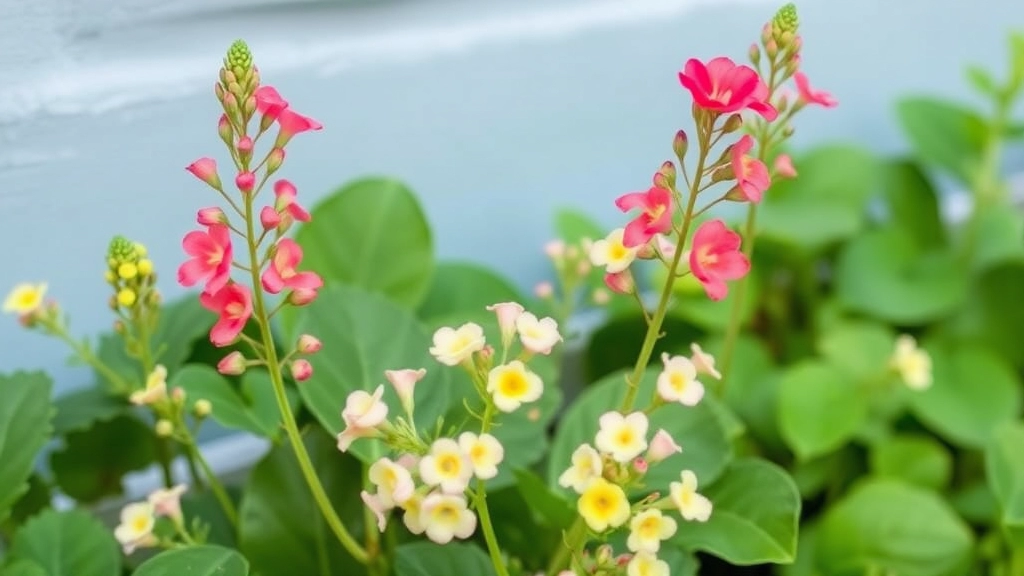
{"left": 51, "top": 385, "right": 126, "bottom": 436}
{"left": 966, "top": 65, "right": 999, "bottom": 97}
{"left": 777, "top": 360, "right": 867, "bottom": 461}
{"left": 710, "top": 336, "right": 785, "bottom": 453}
{"left": 181, "top": 488, "right": 241, "bottom": 549}
{"left": 950, "top": 481, "right": 999, "bottom": 525}
{"left": 661, "top": 267, "right": 762, "bottom": 331}
{"left": 0, "top": 371, "right": 52, "bottom": 523}
{"left": 50, "top": 414, "right": 157, "bottom": 503}
{"left": 417, "top": 261, "right": 524, "bottom": 323}
{"left": 132, "top": 546, "right": 248, "bottom": 576}
{"left": 947, "top": 262, "right": 1024, "bottom": 367}
{"left": 835, "top": 226, "right": 968, "bottom": 325}
{"left": 9, "top": 509, "right": 121, "bottom": 576}
{"left": 512, "top": 469, "right": 575, "bottom": 530}
{"left": 909, "top": 342, "right": 1022, "bottom": 447}
{"left": 485, "top": 484, "right": 566, "bottom": 570}
{"left": 394, "top": 542, "right": 495, "bottom": 576}
{"left": 290, "top": 285, "right": 457, "bottom": 464}
{"left": 971, "top": 203, "right": 1024, "bottom": 271}
{"left": 816, "top": 480, "right": 973, "bottom": 576}
{"left": 779, "top": 521, "right": 822, "bottom": 576}
{"left": 239, "top": 427, "right": 366, "bottom": 576}
{"left": 295, "top": 177, "right": 434, "bottom": 308}
{"left": 985, "top": 422, "right": 1024, "bottom": 539}
{"left": 0, "top": 560, "right": 47, "bottom": 576}
{"left": 171, "top": 365, "right": 295, "bottom": 440}
{"left": 758, "top": 145, "right": 879, "bottom": 251}
{"left": 583, "top": 315, "right": 703, "bottom": 384}
{"left": 817, "top": 319, "right": 896, "bottom": 382}
{"left": 674, "top": 458, "right": 800, "bottom": 565}
{"left": 554, "top": 208, "right": 605, "bottom": 244}
{"left": 896, "top": 97, "right": 988, "bottom": 184}
{"left": 8, "top": 475, "right": 52, "bottom": 527}
{"left": 881, "top": 159, "right": 946, "bottom": 249}
{"left": 152, "top": 295, "right": 214, "bottom": 372}
{"left": 869, "top": 434, "right": 953, "bottom": 490}
{"left": 548, "top": 369, "right": 732, "bottom": 494}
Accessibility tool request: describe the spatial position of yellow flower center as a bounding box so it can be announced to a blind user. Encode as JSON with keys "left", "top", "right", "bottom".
{"left": 696, "top": 245, "right": 717, "bottom": 267}
{"left": 669, "top": 372, "right": 688, "bottom": 392}
{"left": 470, "top": 443, "right": 487, "bottom": 463}
{"left": 226, "top": 302, "right": 245, "bottom": 318}
{"left": 615, "top": 428, "right": 635, "bottom": 447}
{"left": 131, "top": 514, "right": 150, "bottom": 533}
{"left": 432, "top": 502, "right": 459, "bottom": 522}
{"left": 638, "top": 516, "right": 661, "bottom": 538}
{"left": 17, "top": 291, "right": 39, "bottom": 308}
{"left": 498, "top": 371, "right": 528, "bottom": 398}
{"left": 609, "top": 243, "right": 629, "bottom": 261}
{"left": 582, "top": 484, "right": 621, "bottom": 520}
{"left": 437, "top": 453, "right": 462, "bottom": 477}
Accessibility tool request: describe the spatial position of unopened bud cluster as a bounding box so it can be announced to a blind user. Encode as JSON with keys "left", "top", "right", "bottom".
{"left": 106, "top": 236, "right": 159, "bottom": 312}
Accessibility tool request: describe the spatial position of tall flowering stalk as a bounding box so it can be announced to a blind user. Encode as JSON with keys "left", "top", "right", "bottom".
{"left": 544, "top": 4, "right": 834, "bottom": 574}
{"left": 180, "top": 41, "right": 369, "bottom": 563}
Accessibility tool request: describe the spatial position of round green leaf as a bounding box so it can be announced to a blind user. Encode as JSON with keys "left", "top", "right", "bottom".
{"left": 816, "top": 480, "right": 973, "bottom": 576}
{"left": 869, "top": 434, "right": 953, "bottom": 490}
{"left": 706, "top": 336, "right": 784, "bottom": 452}
{"left": 896, "top": 97, "right": 987, "bottom": 185}
{"left": 817, "top": 320, "right": 896, "bottom": 382}
{"left": 0, "top": 371, "right": 52, "bottom": 523}
{"left": 132, "top": 546, "right": 248, "bottom": 576}
{"left": 239, "top": 428, "right": 365, "bottom": 576}
{"left": 295, "top": 177, "right": 434, "bottom": 308}
{"left": 985, "top": 422, "right": 1024, "bottom": 535}
{"left": 171, "top": 366, "right": 295, "bottom": 440}
{"left": 971, "top": 204, "right": 1024, "bottom": 271}
{"left": 673, "top": 458, "right": 800, "bottom": 565}
{"left": 0, "top": 560, "right": 48, "bottom": 576}
{"left": 777, "top": 361, "right": 867, "bottom": 461}
{"left": 948, "top": 263, "right": 1024, "bottom": 367}
{"left": 10, "top": 509, "right": 121, "bottom": 576}
{"left": 394, "top": 542, "right": 495, "bottom": 576}
{"left": 835, "top": 227, "right": 968, "bottom": 325}
{"left": 50, "top": 414, "right": 157, "bottom": 503}
{"left": 880, "top": 160, "right": 946, "bottom": 249}
{"left": 417, "top": 262, "right": 525, "bottom": 322}
{"left": 51, "top": 386, "right": 126, "bottom": 436}
{"left": 152, "top": 295, "right": 215, "bottom": 372}
{"left": 909, "top": 342, "right": 1022, "bottom": 447}
{"left": 290, "top": 285, "right": 458, "bottom": 464}
{"left": 548, "top": 369, "right": 732, "bottom": 494}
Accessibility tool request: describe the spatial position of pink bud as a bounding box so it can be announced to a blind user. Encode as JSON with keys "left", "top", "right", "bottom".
{"left": 260, "top": 206, "right": 281, "bottom": 230}
{"left": 616, "top": 554, "right": 633, "bottom": 567}
{"left": 218, "top": 115, "right": 233, "bottom": 144}
{"left": 655, "top": 234, "right": 677, "bottom": 259}
{"left": 774, "top": 154, "right": 797, "bottom": 179}
{"left": 604, "top": 270, "right": 634, "bottom": 294}
{"left": 217, "top": 351, "right": 246, "bottom": 375}
{"left": 636, "top": 241, "right": 657, "bottom": 260}
{"left": 396, "top": 453, "right": 420, "bottom": 471}
{"left": 236, "top": 171, "right": 256, "bottom": 193}
{"left": 186, "top": 158, "right": 222, "bottom": 189}
{"left": 647, "top": 429, "right": 682, "bottom": 462}
{"left": 385, "top": 368, "right": 426, "bottom": 409}
{"left": 289, "top": 289, "right": 318, "bottom": 307}
{"left": 592, "top": 288, "right": 611, "bottom": 305}
{"left": 237, "top": 136, "right": 254, "bottom": 154}
{"left": 291, "top": 359, "right": 313, "bottom": 382}
{"left": 485, "top": 302, "right": 525, "bottom": 347}
{"left": 297, "top": 334, "right": 322, "bottom": 354}
{"left": 633, "top": 457, "right": 648, "bottom": 474}
{"left": 479, "top": 345, "right": 495, "bottom": 362}
{"left": 171, "top": 387, "right": 186, "bottom": 403}
{"left": 197, "top": 207, "right": 226, "bottom": 226}
{"left": 544, "top": 240, "right": 566, "bottom": 260}
{"left": 267, "top": 147, "right": 286, "bottom": 174}
{"left": 534, "top": 282, "right": 554, "bottom": 299}
{"left": 576, "top": 260, "right": 591, "bottom": 276}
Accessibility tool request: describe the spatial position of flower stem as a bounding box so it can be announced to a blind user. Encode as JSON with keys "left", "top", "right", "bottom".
{"left": 544, "top": 519, "right": 587, "bottom": 576}
{"left": 185, "top": 441, "right": 238, "bottom": 527}
{"left": 474, "top": 402, "right": 510, "bottom": 576}
{"left": 241, "top": 192, "right": 369, "bottom": 564}
{"left": 716, "top": 201, "right": 758, "bottom": 393}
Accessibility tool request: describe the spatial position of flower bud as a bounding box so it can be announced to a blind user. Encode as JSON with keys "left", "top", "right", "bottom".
{"left": 155, "top": 419, "right": 174, "bottom": 437}
{"left": 197, "top": 207, "right": 227, "bottom": 226}
{"left": 218, "top": 114, "right": 233, "bottom": 145}
{"left": 223, "top": 92, "right": 240, "bottom": 118}
{"left": 655, "top": 160, "right": 676, "bottom": 189}
{"left": 534, "top": 282, "right": 554, "bottom": 299}
{"left": 243, "top": 95, "right": 257, "bottom": 117}
{"left": 773, "top": 154, "right": 797, "bottom": 179}
{"left": 266, "top": 147, "right": 286, "bottom": 175}
{"left": 385, "top": 368, "right": 426, "bottom": 415}
{"left": 194, "top": 399, "right": 213, "bottom": 418}
{"left": 633, "top": 457, "right": 649, "bottom": 474}
{"left": 595, "top": 545, "right": 614, "bottom": 565}
{"left": 604, "top": 270, "right": 634, "bottom": 295}
{"left": 289, "top": 289, "right": 318, "bottom": 307}
{"left": 544, "top": 240, "right": 566, "bottom": 261}
{"left": 592, "top": 288, "right": 611, "bottom": 305}
{"left": 749, "top": 43, "right": 761, "bottom": 67}
{"left": 260, "top": 206, "right": 281, "bottom": 230}
{"left": 217, "top": 351, "right": 246, "bottom": 375}
{"left": 186, "top": 158, "right": 222, "bottom": 190}
{"left": 765, "top": 40, "right": 779, "bottom": 60}
{"left": 237, "top": 136, "right": 254, "bottom": 155}
{"left": 291, "top": 359, "right": 313, "bottom": 382}
{"left": 647, "top": 429, "right": 683, "bottom": 462}
{"left": 672, "top": 130, "right": 688, "bottom": 162}
{"left": 236, "top": 171, "right": 256, "bottom": 193}
{"left": 297, "top": 334, "right": 322, "bottom": 354}
{"left": 117, "top": 289, "right": 137, "bottom": 308}
{"left": 721, "top": 114, "right": 743, "bottom": 134}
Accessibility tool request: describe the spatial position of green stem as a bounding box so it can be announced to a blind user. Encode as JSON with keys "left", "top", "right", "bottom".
{"left": 717, "top": 201, "right": 758, "bottom": 392}
{"left": 544, "top": 520, "right": 587, "bottom": 576}
{"left": 960, "top": 98, "right": 1011, "bottom": 266}
{"left": 242, "top": 188, "right": 369, "bottom": 565}
{"left": 186, "top": 442, "right": 239, "bottom": 527}
{"left": 363, "top": 468, "right": 387, "bottom": 576}
{"left": 473, "top": 402, "right": 510, "bottom": 576}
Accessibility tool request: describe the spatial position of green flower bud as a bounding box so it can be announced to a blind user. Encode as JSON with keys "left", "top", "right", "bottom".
{"left": 772, "top": 3, "right": 798, "bottom": 35}
{"left": 107, "top": 236, "right": 137, "bottom": 264}
{"left": 226, "top": 40, "right": 254, "bottom": 74}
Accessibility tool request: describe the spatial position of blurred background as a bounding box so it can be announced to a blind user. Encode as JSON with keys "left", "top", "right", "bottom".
{"left": 2, "top": 0, "right": 1023, "bottom": 393}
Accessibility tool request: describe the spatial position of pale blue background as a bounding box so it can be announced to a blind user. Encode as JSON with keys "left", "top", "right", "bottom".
{"left": 1, "top": 0, "right": 1022, "bottom": 394}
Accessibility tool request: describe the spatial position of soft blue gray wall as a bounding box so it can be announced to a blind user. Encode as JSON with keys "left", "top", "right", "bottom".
{"left": 1, "top": 0, "right": 1022, "bottom": 393}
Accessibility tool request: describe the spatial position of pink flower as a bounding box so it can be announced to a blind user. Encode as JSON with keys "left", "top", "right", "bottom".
{"left": 793, "top": 72, "right": 838, "bottom": 108}
{"left": 360, "top": 491, "right": 388, "bottom": 532}
{"left": 604, "top": 270, "right": 635, "bottom": 294}
{"left": 688, "top": 220, "right": 750, "bottom": 301}
{"left": 615, "top": 186, "right": 674, "bottom": 248}
{"left": 729, "top": 135, "right": 770, "bottom": 203}
{"left": 486, "top": 302, "right": 525, "bottom": 348}
{"left": 678, "top": 57, "right": 777, "bottom": 120}
{"left": 289, "top": 289, "right": 318, "bottom": 306}
{"left": 186, "top": 158, "right": 222, "bottom": 189}
{"left": 261, "top": 239, "right": 323, "bottom": 295}
{"left": 276, "top": 109, "right": 323, "bottom": 145}
{"left": 647, "top": 429, "right": 683, "bottom": 462}
{"left": 178, "top": 224, "right": 233, "bottom": 295}
{"left": 274, "top": 180, "right": 311, "bottom": 223}
{"left": 774, "top": 154, "right": 797, "bottom": 179}
{"left": 297, "top": 334, "right": 322, "bottom": 354}
{"left": 385, "top": 368, "right": 426, "bottom": 412}
{"left": 200, "top": 284, "right": 253, "bottom": 347}
{"left": 260, "top": 206, "right": 281, "bottom": 230}
{"left": 236, "top": 171, "right": 255, "bottom": 193}
{"left": 237, "top": 137, "right": 254, "bottom": 154}
{"left": 217, "top": 351, "right": 246, "bottom": 375}
{"left": 255, "top": 86, "right": 289, "bottom": 120}
{"left": 197, "top": 207, "right": 226, "bottom": 226}
{"left": 291, "top": 359, "right": 313, "bottom": 382}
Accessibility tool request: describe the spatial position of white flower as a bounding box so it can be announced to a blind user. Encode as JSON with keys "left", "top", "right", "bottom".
{"left": 486, "top": 302, "right": 525, "bottom": 349}
{"left": 590, "top": 228, "right": 640, "bottom": 274}
{"left": 361, "top": 490, "right": 388, "bottom": 532}
{"left": 656, "top": 353, "right": 705, "bottom": 406}
{"left": 891, "top": 335, "right": 932, "bottom": 390}
{"left": 646, "top": 429, "right": 682, "bottom": 463}
{"left": 419, "top": 493, "right": 477, "bottom": 544}
{"left": 369, "top": 457, "right": 415, "bottom": 507}
{"left": 515, "top": 312, "right": 562, "bottom": 355}
{"left": 458, "top": 432, "right": 505, "bottom": 480}
{"left": 595, "top": 411, "right": 649, "bottom": 463}
{"left": 419, "top": 438, "right": 475, "bottom": 494}
{"left": 487, "top": 361, "right": 543, "bottom": 413}
{"left": 627, "top": 509, "right": 677, "bottom": 553}
{"left": 557, "top": 443, "right": 602, "bottom": 493}
{"left": 429, "top": 323, "right": 486, "bottom": 366}
{"left": 690, "top": 343, "right": 722, "bottom": 380}
{"left": 627, "top": 551, "right": 670, "bottom": 576}
{"left": 147, "top": 483, "right": 187, "bottom": 521}
{"left": 401, "top": 492, "right": 426, "bottom": 535}
{"left": 130, "top": 365, "right": 168, "bottom": 406}
{"left": 113, "top": 502, "right": 157, "bottom": 555}
{"left": 670, "top": 470, "right": 712, "bottom": 522}
{"left": 336, "top": 425, "right": 376, "bottom": 453}
{"left": 342, "top": 385, "right": 389, "bottom": 429}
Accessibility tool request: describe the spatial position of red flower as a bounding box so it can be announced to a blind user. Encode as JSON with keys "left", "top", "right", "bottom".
{"left": 201, "top": 284, "right": 253, "bottom": 347}
{"left": 614, "top": 186, "right": 674, "bottom": 248}
{"left": 678, "top": 57, "right": 777, "bottom": 120}
{"left": 178, "top": 224, "right": 233, "bottom": 295}
{"left": 689, "top": 220, "right": 750, "bottom": 301}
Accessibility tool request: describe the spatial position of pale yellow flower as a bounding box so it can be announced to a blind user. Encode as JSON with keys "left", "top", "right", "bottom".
{"left": 2, "top": 283, "right": 47, "bottom": 315}
{"left": 577, "top": 477, "right": 630, "bottom": 532}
